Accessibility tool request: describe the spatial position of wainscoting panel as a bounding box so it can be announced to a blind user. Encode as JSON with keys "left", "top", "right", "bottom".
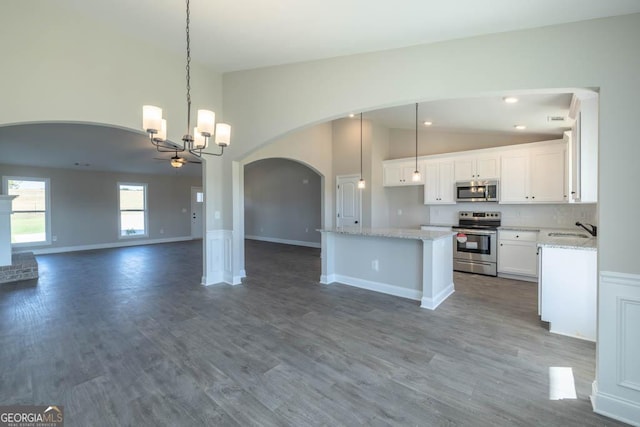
{"left": 592, "top": 271, "right": 640, "bottom": 427}
{"left": 203, "top": 230, "right": 235, "bottom": 286}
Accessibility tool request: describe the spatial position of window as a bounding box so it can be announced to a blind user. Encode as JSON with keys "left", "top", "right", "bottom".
{"left": 118, "top": 183, "right": 147, "bottom": 238}
{"left": 3, "top": 177, "right": 51, "bottom": 245}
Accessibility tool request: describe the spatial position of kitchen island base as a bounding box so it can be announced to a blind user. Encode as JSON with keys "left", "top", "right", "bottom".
{"left": 320, "top": 228, "right": 454, "bottom": 310}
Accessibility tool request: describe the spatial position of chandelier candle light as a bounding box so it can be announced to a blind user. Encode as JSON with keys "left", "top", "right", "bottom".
{"left": 412, "top": 103, "right": 422, "bottom": 182}
{"left": 142, "top": 0, "right": 230, "bottom": 158}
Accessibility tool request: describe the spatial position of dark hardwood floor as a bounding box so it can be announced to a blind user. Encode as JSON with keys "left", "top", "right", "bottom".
{"left": 0, "top": 240, "right": 625, "bottom": 426}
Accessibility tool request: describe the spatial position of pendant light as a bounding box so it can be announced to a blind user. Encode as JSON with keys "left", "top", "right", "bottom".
{"left": 142, "top": 0, "right": 230, "bottom": 159}
{"left": 358, "top": 113, "right": 366, "bottom": 189}
{"left": 412, "top": 103, "right": 422, "bottom": 182}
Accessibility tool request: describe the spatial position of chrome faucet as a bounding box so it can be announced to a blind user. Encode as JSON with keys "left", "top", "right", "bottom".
{"left": 575, "top": 221, "right": 597, "bottom": 237}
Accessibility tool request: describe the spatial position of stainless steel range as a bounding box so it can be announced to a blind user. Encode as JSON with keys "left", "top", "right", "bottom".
{"left": 452, "top": 211, "right": 501, "bottom": 276}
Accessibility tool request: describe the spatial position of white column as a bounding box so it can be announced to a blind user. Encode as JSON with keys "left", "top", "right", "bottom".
{"left": 420, "top": 236, "right": 455, "bottom": 310}
{"left": 0, "top": 196, "right": 17, "bottom": 267}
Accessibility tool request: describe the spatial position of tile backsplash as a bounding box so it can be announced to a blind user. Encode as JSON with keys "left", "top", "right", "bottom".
{"left": 429, "top": 202, "right": 597, "bottom": 229}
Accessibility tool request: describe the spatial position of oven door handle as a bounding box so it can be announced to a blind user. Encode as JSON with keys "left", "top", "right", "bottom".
{"left": 453, "top": 229, "right": 497, "bottom": 236}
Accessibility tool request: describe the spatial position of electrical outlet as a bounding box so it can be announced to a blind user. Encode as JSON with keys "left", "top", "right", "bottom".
{"left": 160, "top": 228, "right": 164, "bottom": 234}
{"left": 397, "top": 209, "right": 403, "bottom": 216}
{"left": 305, "top": 227, "right": 309, "bottom": 233}
{"left": 372, "top": 259, "right": 379, "bottom": 271}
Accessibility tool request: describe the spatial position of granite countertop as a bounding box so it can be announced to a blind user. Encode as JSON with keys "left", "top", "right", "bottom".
{"left": 319, "top": 227, "right": 454, "bottom": 241}
{"left": 537, "top": 231, "right": 597, "bottom": 251}
{"left": 498, "top": 225, "right": 542, "bottom": 232}
{"left": 420, "top": 224, "right": 454, "bottom": 228}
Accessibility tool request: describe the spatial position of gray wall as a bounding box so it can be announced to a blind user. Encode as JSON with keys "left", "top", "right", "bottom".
{"left": 244, "top": 158, "right": 321, "bottom": 246}
{"left": 0, "top": 164, "right": 201, "bottom": 251}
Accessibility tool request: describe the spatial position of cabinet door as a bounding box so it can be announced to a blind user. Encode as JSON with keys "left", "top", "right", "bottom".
{"left": 476, "top": 155, "right": 499, "bottom": 180}
{"left": 383, "top": 164, "right": 403, "bottom": 186}
{"left": 437, "top": 161, "right": 455, "bottom": 203}
{"left": 500, "top": 151, "right": 530, "bottom": 203}
{"left": 530, "top": 145, "right": 566, "bottom": 202}
{"left": 402, "top": 162, "right": 425, "bottom": 185}
{"left": 454, "top": 157, "right": 475, "bottom": 181}
{"left": 498, "top": 240, "right": 538, "bottom": 276}
{"left": 423, "top": 162, "right": 440, "bottom": 203}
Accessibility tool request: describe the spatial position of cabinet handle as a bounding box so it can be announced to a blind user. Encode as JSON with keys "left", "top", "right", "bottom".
{"left": 525, "top": 196, "right": 529, "bottom": 199}
{"left": 500, "top": 243, "right": 503, "bottom": 246}
{"left": 532, "top": 196, "right": 535, "bottom": 199}
{"left": 571, "top": 191, "right": 576, "bottom": 194}
{"left": 516, "top": 235, "right": 519, "bottom": 238}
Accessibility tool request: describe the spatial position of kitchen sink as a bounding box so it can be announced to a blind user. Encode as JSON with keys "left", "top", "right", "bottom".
{"left": 547, "top": 232, "right": 590, "bottom": 238}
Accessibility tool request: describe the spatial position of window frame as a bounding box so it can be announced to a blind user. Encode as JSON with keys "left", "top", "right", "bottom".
{"left": 2, "top": 176, "right": 52, "bottom": 247}
{"left": 117, "top": 182, "right": 148, "bottom": 239}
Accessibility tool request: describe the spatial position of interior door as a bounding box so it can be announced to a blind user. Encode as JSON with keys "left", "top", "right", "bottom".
{"left": 191, "top": 186, "right": 204, "bottom": 238}
{"left": 336, "top": 175, "right": 361, "bottom": 227}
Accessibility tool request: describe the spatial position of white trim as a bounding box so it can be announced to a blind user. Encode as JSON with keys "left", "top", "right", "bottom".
{"left": 203, "top": 229, "right": 235, "bottom": 286}
{"left": 245, "top": 235, "right": 321, "bottom": 248}
{"left": 592, "top": 381, "right": 640, "bottom": 427}
{"left": 330, "top": 274, "right": 422, "bottom": 301}
{"left": 320, "top": 273, "right": 336, "bottom": 285}
{"left": 3, "top": 176, "right": 52, "bottom": 246}
{"left": 497, "top": 272, "right": 537, "bottom": 283}
{"left": 420, "top": 283, "right": 455, "bottom": 310}
{"left": 601, "top": 271, "right": 640, "bottom": 288}
{"left": 15, "top": 236, "right": 194, "bottom": 255}
{"left": 117, "top": 182, "right": 148, "bottom": 239}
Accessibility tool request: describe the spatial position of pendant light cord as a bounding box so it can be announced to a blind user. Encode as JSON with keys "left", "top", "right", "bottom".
{"left": 360, "top": 113, "right": 363, "bottom": 178}
{"left": 415, "top": 103, "right": 418, "bottom": 170}
{"left": 185, "top": 0, "right": 192, "bottom": 135}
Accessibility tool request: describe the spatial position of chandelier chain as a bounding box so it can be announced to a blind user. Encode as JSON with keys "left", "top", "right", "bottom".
{"left": 185, "top": 0, "right": 192, "bottom": 132}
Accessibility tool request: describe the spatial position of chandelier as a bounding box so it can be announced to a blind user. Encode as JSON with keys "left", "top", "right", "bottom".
{"left": 142, "top": 0, "right": 230, "bottom": 158}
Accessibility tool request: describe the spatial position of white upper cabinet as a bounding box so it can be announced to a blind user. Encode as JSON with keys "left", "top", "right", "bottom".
{"left": 567, "top": 94, "right": 598, "bottom": 203}
{"left": 383, "top": 159, "right": 426, "bottom": 186}
{"left": 454, "top": 154, "right": 500, "bottom": 181}
{"left": 500, "top": 141, "right": 567, "bottom": 203}
{"left": 424, "top": 159, "right": 455, "bottom": 204}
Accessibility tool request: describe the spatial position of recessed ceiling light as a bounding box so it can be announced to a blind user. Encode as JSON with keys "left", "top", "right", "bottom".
{"left": 514, "top": 124, "right": 526, "bottom": 130}
{"left": 348, "top": 113, "right": 355, "bottom": 118}
{"left": 504, "top": 97, "right": 519, "bottom": 104}
{"left": 423, "top": 121, "right": 433, "bottom": 126}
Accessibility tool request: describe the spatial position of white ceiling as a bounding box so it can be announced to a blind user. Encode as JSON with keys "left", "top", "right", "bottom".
{"left": 3, "top": 1, "right": 631, "bottom": 175}
{"left": 61, "top": 0, "right": 640, "bottom": 72}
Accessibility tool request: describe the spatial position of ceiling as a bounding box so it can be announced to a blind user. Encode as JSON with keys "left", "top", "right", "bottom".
{"left": 3, "top": 1, "right": 630, "bottom": 175}
{"left": 61, "top": 0, "right": 640, "bottom": 72}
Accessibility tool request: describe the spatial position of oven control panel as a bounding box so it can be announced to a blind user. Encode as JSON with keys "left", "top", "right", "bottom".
{"left": 459, "top": 211, "right": 501, "bottom": 220}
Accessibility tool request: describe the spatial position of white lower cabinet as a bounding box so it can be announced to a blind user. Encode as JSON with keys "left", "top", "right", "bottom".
{"left": 497, "top": 230, "right": 538, "bottom": 280}
{"left": 538, "top": 246, "right": 596, "bottom": 341}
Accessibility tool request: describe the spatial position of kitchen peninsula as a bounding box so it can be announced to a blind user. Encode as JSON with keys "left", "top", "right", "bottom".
{"left": 319, "top": 228, "right": 454, "bottom": 309}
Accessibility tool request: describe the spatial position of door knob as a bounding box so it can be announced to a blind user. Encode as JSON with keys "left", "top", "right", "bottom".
{"left": 354, "top": 220, "right": 359, "bottom": 224}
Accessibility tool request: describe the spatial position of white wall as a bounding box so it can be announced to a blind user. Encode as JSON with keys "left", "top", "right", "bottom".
{"left": 222, "top": 14, "right": 640, "bottom": 425}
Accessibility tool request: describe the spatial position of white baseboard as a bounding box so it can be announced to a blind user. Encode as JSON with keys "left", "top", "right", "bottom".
{"left": 330, "top": 274, "right": 422, "bottom": 301}
{"left": 320, "top": 274, "right": 336, "bottom": 285}
{"left": 421, "top": 283, "right": 455, "bottom": 310}
{"left": 592, "top": 381, "right": 640, "bottom": 427}
{"left": 497, "top": 272, "right": 537, "bottom": 283}
{"left": 245, "top": 235, "right": 321, "bottom": 248}
{"left": 18, "top": 236, "right": 194, "bottom": 255}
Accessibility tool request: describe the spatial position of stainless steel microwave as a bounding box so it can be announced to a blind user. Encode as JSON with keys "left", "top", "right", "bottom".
{"left": 455, "top": 180, "right": 499, "bottom": 202}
